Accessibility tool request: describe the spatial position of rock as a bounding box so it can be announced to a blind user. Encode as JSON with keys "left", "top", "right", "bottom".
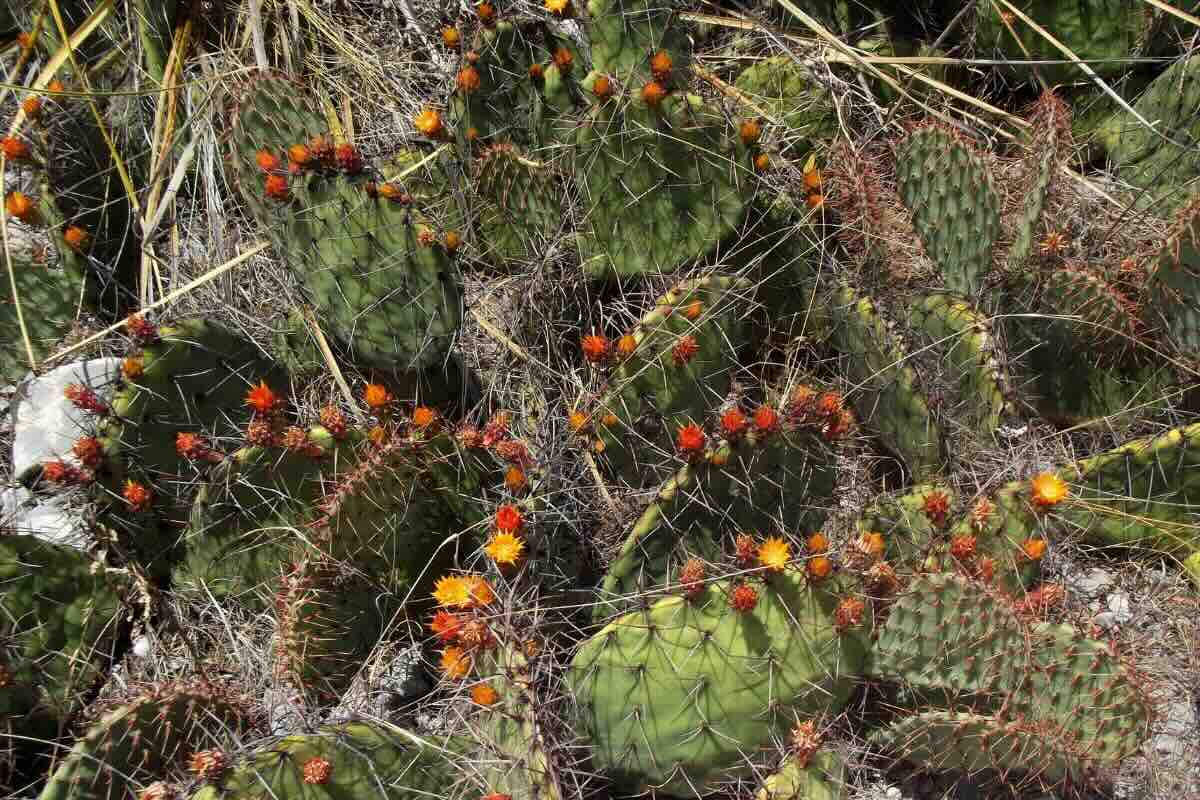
{"left": 1093, "top": 611, "right": 1118, "bottom": 630}
{"left": 0, "top": 485, "right": 90, "bottom": 549}
{"left": 131, "top": 635, "right": 152, "bottom": 658}
{"left": 1106, "top": 591, "right": 1133, "bottom": 624}
{"left": 11, "top": 357, "right": 122, "bottom": 480}
{"left": 1068, "top": 567, "right": 1114, "bottom": 598}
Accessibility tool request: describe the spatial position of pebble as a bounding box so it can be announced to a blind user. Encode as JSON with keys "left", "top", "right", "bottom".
{"left": 0, "top": 485, "right": 90, "bottom": 549}
{"left": 1068, "top": 567, "right": 1114, "bottom": 598}
{"left": 11, "top": 357, "right": 122, "bottom": 480}
{"left": 1107, "top": 590, "right": 1134, "bottom": 624}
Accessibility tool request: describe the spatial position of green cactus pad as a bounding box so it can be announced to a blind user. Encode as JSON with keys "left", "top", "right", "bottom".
{"left": 856, "top": 484, "right": 955, "bottom": 567}
{"left": 593, "top": 275, "right": 750, "bottom": 485}
{"left": 1146, "top": 197, "right": 1200, "bottom": 356}
{"left": 177, "top": 426, "right": 352, "bottom": 607}
{"left": 0, "top": 245, "right": 84, "bottom": 384}
{"left": 231, "top": 77, "right": 463, "bottom": 374}
{"left": 732, "top": 55, "right": 837, "bottom": 141}
{"left": 574, "top": 94, "right": 749, "bottom": 280}
{"left": 1055, "top": 422, "right": 1200, "bottom": 581}
{"left": 598, "top": 425, "right": 838, "bottom": 618}
{"left": 1098, "top": 54, "right": 1200, "bottom": 215}
{"left": 585, "top": 0, "right": 687, "bottom": 83}
{"left": 473, "top": 144, "right": 563, "bottom": 270}
{"left": 830, "top": 285, "right": 943, "bottom": 477}
{"left": 0, "top": 536, "right": 127, "bottom": 728}
{"left": 895, "top": 127, "right": 1001, "bottom": 297}
{"left": 188, "top": 722, "right": 470, "bottom": 800}
{"left": 869, "top": 573, "right": 1028, "bottom": 695}
{"left": 38, "top": 680, "right": 251, "bottom": 800}
{"left": 274, "top": 556, "right": 396, "bottom": 702}
{"left": 907, "top": 293, "right": 1011, "bottom": 439}
{"left": 869, "top": 709, "right": 1076, "bottom": 786}
{"left": 571, "top": 574, "right": 867, "bottom": 795}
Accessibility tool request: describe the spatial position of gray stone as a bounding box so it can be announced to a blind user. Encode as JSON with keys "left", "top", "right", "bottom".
{"left": 11, "top": 357, "right": 122, "bottom": 480}
{"left": 1107, "top": 590, "right": 1134, "bottom": 624}
{"left": 1093, "top": 611, "right": 1118, "bottom": 629}
{"left": 1068, "top": 567, "right": 1114, "bottom": 598}
{"left": 0, "top": 485, "right": 90, "bottom": 549}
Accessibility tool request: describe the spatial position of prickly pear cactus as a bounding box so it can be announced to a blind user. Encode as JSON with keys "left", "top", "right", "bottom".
{"left": 571, "top": 572, "right": 868, "bottom": 795}
{"left": 38, "top": 680, "right": 252, "bottom": 800}
{"left": 231, "top": 77, "right": 464, "bottom": 378}
{"left": 0, "top": 536, "right": 127, "bottom": 730}
{"left": 188, "top": 722, "right": 468, "bottom": 800}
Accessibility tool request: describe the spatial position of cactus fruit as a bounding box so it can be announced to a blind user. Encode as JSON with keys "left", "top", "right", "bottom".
{"left": 571, "top": 572, "right": 867, "bottom": 795}
{"left": 37, "top": 680, "right": 252, "bottom": 800}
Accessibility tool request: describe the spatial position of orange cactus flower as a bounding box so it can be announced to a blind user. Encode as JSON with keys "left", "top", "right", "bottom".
{"left": 758, "top": 536, "right": 791, "bottom": 572}
{"left": 753, "top": 404, "right": 779, "bottom": 434}
{"left": 803, "top": 170, "right": 823, "bottom": 191}
{"left": 468, "top": 575, "right": 496, "bottom": 607}
{"left": 529, "top": 63, "right": 545, "bottom": 80}
{"left": 411, "top": 406, "right": 438, "bottom": 429}
{"left": 442, "top": 26, "right": 461, "bottom": 47}
{"left": 494, "top": 504, "right": 523, "bottom": 533}
{"left": 443, "top": 231, "right": 462, "bottom": 254}
{"left": 363, "top": 382, "right": 392, "bottom": 409}
{"left": 265, "top": 174, "right": 290, "bottom": 200}
{"left": 1022, "top": 538, "right": 1048, "bottom": 561}
{"left": 504, "top": 465, "right": 527, "bottom": 493}
{"left": 581, "top": 334, "right": 610, "bottom": 364}
{"left": 949, "top": 535, "right": 977, "bottom": 561}
{"left": 457, "top": 66, "right": 481, "bottom": 93}
{"left": 753, "top": 152, "right": 771, "bottom": 173}
{"left": 729, "top": 583, "right": 758, "bottom": 612}
{"left": 807, "top": 555, "right": 833, "bottom": 580}
{"left": 21, "top": 97, "right": 42, "bottom": 117}
{"left": 679, "top": 558, "right": 705, "bottom": 599}
{"left": 414, "top": 108, "right": 444, "bottom": 138}
{"left": 806, "top": 532, "right": 829, "bottom": 552}
{"left": 245, "top": 381, "right": 281, "bottom": 415}
{"left": 592, "top": 75, "right": 614, "bottom": 101}
{"left": 485, "top": 531, "right": 525, "bottom": 566}
{"left": 72, "top": 436, "right": 104, "bottom": 468}
{"left": 476, "top": 1, "right": 497, "bottom": 23}
{"left": 287, "top": 143, "right": 313, "bottom": 166}
{"left": 672, "top": 335, "right": 699, "bottom": 365}
{"left": 833, "top": 596, "right": 866, "bottom": 630}
{"left": 616, "top": 334, "right": 637, "bottom": 357}
{"left": 302, "top": 757, "right": 333, "bottom": 785}
{"left": 1, "top": 137, "right": 31, "bottom": 161}
{"left": 5, "top": 191, "right": 37, "bottom": 224}
{"left": 649, "top": 50, "right": 673, "bottom": 80}
{"left": 552, "top": 47, "right": 573, "bottom": 71}
{"left": 720, "top": 407, "right": 748, "bottom": 438}
{"left": 256, "top": 150, "right": 282, "bottom": 172}
{"left": 335, "top": 143, "right": 363, "bottom": 174}
{"left": 122, "top": 356, "right": 144, "bottom": 379}
{"left": 855, "top": 532, "right": 885, "bottom": 561}
{"left": 429, "top": 609, "right": 464, "bottom": 643}
{"left": 568, "top": 410, "right": 589, "bottom": 434}
{"left": 922, "top": 489, "right": 951, "bottom": 526}
{"left": 739, "top": 119, "right": 761, "bottom": 146}
{"left": 440, "top": 646, "right": 472, "bottom": 679}
{"left": 122, "top": 480, "right": 152, "bottom": 512}
{"left": 544, "top": 0, "right": 571, "bottom": 14}
{"left": 63, "top": 225, "right": 90, "bottom": 252}
{"left": 676, "top": 423, "right": 705, "bottom": 455}
{"left": 1030, "top": 472, "right": 1068, "bottom": 508}
{"left": 806, "top": 193, "right": 825, "bottom": 209}
{"left": 433, "top": 575, "right": 474, "bottom": 608}
{"left": 641, "top": 81, "right": 667, "bottom": 106}
{"left": 734, "top": 533, "right": 757, "bottom": 565}
{"left": 472, "top": 682, "right": 500, "bottom": 705}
